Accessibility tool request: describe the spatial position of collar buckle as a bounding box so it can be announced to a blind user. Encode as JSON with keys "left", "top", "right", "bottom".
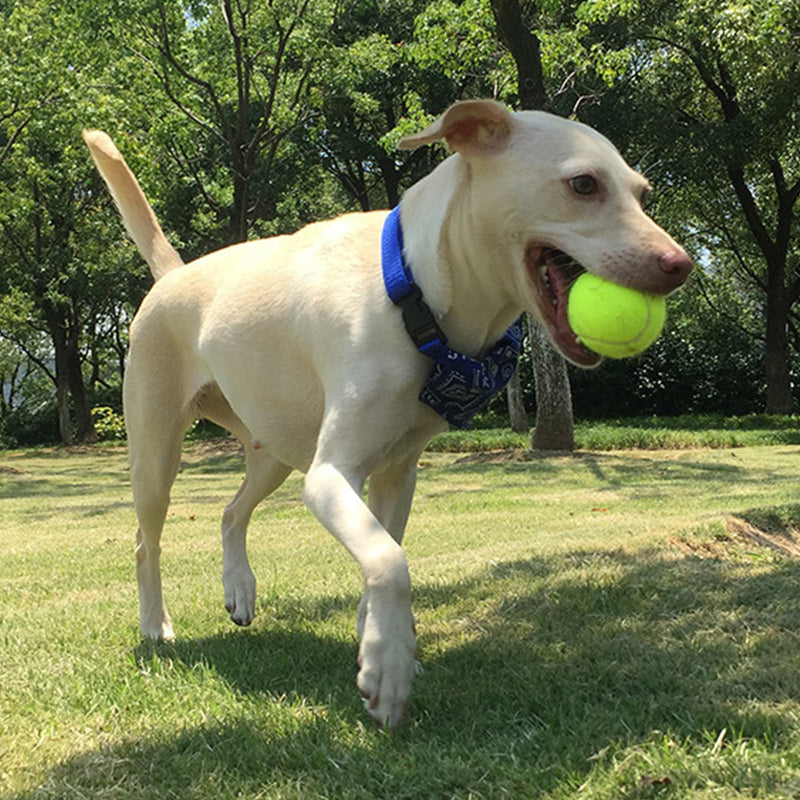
{"left": 397, "top": 283, "right": 448, "bottom": 351}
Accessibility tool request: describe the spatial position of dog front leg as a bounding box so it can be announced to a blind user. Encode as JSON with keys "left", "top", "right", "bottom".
{"left": 360, "top": 458, "right": 419, "bottom": 640}
{"left": 302, "top": 459, "right": 416, "bottom": 731}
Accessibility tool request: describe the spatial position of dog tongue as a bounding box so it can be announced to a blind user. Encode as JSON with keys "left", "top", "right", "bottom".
{"left": 545, "top": 251, "right": 600, "bottom": 367}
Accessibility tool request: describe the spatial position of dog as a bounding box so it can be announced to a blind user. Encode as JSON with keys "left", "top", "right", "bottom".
{"left": 83, "top": 99, "right": 692, "bottom": 730}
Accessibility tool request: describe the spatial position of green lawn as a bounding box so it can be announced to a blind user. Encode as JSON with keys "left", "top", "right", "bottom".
{"left": 3, "top": 440, "right": 800, "bottom": 798}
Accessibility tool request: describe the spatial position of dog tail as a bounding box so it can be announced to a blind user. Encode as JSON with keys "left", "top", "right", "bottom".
{"left": 82, "top": 129, "right": 184, "bottom": 281}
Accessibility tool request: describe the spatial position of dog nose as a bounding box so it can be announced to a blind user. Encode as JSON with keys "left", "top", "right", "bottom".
{"left": 658, "top": 249, "right": 693, "bottom": 287}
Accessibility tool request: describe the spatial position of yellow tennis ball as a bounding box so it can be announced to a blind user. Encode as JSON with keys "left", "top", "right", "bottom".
{"left": 567, "top": 273, "right": 666, "bottom": 359}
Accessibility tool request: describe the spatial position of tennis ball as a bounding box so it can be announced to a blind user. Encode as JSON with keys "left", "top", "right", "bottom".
{"left": 567, "top": 273, "right": 666, "bottom": 359}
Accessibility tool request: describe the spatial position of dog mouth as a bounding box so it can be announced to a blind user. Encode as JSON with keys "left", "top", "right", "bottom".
{"left": 525, "top": 246, "right": 602, "bottom": 367}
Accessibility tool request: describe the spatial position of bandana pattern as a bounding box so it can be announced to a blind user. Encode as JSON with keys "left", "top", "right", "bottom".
{"left": 381, "top": 207, "right": 522, "bottom": 429}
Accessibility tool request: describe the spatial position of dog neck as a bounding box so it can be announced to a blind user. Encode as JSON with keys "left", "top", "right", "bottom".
{"left": 381, "top": 208, "right": 523, "bottom": 429}
{"left": 399, "top": 155, "right": 521, "bottom": 358}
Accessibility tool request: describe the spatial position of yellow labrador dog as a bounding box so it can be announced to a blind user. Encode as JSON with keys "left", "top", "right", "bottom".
{"left": 84, "top": 100, "right": 691, "bottom": 730}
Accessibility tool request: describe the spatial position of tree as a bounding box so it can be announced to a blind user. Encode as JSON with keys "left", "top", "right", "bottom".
{"left": 124, "top": 0, "right": 335, "bottom": 246}
{"left": 307, "top": 0, "right": 509, "bottom": 212}
{"left": 0, "top": 3, "right": 94, "bottom": 443}
{"left": 564, "top": 0, "right": 800, "bottom": 413}
{"left": 0, "top": 0, "right": 148, "bottom": 444}
{"left": 490, "top": 0, "right": 576, "bottom": 449}
{"left": 0, "top": 112, "right": 140, "bottom": 444}
{"left": 568, "top": 267, "right": 766, "bottom": 417}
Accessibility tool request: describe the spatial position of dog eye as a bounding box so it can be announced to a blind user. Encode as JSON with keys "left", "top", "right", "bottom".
{"left": 570, "top": 175, "right": 598, "bottom": 196}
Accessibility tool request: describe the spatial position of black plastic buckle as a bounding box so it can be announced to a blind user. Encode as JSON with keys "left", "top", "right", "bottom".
{"left": 397, "top": 284, "right": 448, "bottom": 350}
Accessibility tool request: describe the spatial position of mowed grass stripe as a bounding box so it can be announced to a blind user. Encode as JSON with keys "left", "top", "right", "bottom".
{"left": 2, "top": 441, "right": 800, "bottom": 798}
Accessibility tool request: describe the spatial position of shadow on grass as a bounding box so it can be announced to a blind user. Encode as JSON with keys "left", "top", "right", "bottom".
{"left": 13, "top": 544, "right": 800, "bottom": 799}
{"left": 179, "top": 452, "right": 246, "bottom": 474}
{"left": 737, "top": 504, "right": 800, "bottom": 543}
{"left": 415, "top": 550, "right": 800, "bottom": 747}
{"left": 0, "top": 477, "right": 102, "bottom": 500}
{"left": 134, "top": 613, "right": 359, "bottom": 701}
{"left": 429, "top": 451, "right": 752, "bottom": 502}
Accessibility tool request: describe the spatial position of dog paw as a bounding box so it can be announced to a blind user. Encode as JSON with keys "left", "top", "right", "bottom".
{"left": 222, "top": 566, "right": 256, "bottom": 627}
{"left": 141, "top": 618, "right": 174, "bottom": 641}
{"left": 356, "top": 618, "right": 416, "bottom": 731}
{"left": 139, "top": 600, "right": 174, "bottom": 641}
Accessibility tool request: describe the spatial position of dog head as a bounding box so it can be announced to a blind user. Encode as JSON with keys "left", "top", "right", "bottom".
{"left": 399, "top": 100, "right": 692, "bottom": 366}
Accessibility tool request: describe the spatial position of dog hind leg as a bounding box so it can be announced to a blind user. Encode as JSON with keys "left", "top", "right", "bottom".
{"left": 129, "top": 418, "right": 185, "bottom": 641}
{"left": 194, "top": 387, "right": 294, "bottom": 627}
{"left": 125, "top": 346, "right": 197, "bottom": 641}
{"left": 221, "top": 444, "right": 292, "bottom": 626}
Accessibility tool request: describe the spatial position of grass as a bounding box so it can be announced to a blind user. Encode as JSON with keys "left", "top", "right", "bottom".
{"left": 429, "top": 413, "right": 800, "bottom": 451}
{"left": 3, "top": 435, "right": 800, "bottom": 798}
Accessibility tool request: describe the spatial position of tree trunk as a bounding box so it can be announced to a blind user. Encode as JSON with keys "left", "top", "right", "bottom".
{"left": 489, "top": 0, "right": 549, "bottom": 111}
{"left": 490, "top": 0, "right": 575, "bottom": 450}
{"left": 49, "top": 321, "right": 74, "bottom": 445}
{"left": 230, "top": 170, "right": 249, "bottom": 244}
{"left": 530, "top": 318, "right": 575, "bottom": 451}
{"left": 379, "top": 156, "right": 402, "bottom": 209}
{"left": 764, "top": 282, "right": 796, "bottom": 413}
{"left": 43, "top": 301, "right": 98, "bottom": 445}
{"left": 506, "top": 369, "right": 530, "bottom": 433}
{"left": 55, "top": 371, "right": 73, "bottom": 445}
{"left": 350, "top": 164, "right": 371, "bottom": 211}
{"left": 725, "top": 163, "right": 797, "bottom": 415}
{"left": 688, "top": 50, "right": 798, "bottom": 415}
{"left": 66, "top": 331, "right": 97, "bottom": 443}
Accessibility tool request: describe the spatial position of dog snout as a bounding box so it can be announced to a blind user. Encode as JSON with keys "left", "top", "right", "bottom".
{"left": 657, "top": 248, "right": 693, "bottom": 289}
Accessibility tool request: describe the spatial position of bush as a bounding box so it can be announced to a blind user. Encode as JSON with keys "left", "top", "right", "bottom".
{"left": 0, "top": 403, "right": 60, "bottom": 448}
{"left": 568, "top": 277, "right": 769, "bottom": 417}
{"left": 92, "top": 406, "right": 126, "bottom": 441}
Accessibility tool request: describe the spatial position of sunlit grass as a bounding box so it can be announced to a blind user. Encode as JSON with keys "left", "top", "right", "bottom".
{"left": 3, "top": 440, "right": 800, "bottom": 798}
{"left": 428, "top": 414, "right": 800, "bottom": 451}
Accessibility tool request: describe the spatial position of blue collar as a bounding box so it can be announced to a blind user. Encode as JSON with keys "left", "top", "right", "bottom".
{"left": 381, "top": 206, "right": 523, "bottom": 429}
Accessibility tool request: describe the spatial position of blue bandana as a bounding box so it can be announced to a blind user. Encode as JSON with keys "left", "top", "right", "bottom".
{"left": 381, "top": 207, "right": 523, "bottom": 429}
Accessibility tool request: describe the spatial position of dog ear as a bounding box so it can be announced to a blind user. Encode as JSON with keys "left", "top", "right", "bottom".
{"left": 398, "top": 100, "right": 512, "bottom": 155}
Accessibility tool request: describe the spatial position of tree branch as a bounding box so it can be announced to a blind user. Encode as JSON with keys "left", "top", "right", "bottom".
{"left": 695, "top": 273, "right": 761, "bottom": 341}
{"left": 727, "top": 163, "right": 779, "bottom": 265}
{"left": 130, "top": 45, "right": 227, "bottom": 146}
{"left": 164, "top": 139, "right": 222, "bottom": 213}
{"left": 150, "top": 3, "right": 231, "bottom": 145}
{"left": 0, "top": 328, "right": 56, "bottom": 384}
{"left": 0, "top": 93, "right": 59, "bottom": 167}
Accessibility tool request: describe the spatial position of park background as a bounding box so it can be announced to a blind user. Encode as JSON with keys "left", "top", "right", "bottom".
{"left": 0, "top": 0, "right": 797, "bottom": 448}
{"left": 4, "top": 3, "right": 800, "bottom": 798}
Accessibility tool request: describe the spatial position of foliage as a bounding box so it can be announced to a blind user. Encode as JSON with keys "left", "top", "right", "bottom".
{"left": 568, "top": 270, "right": 770, "bottom": 417}
{"left": 91, "top": 405, "right": 126, "bottom": 441}
{"left": 0, "top": 1, "right": 146, "bottom": 443}
{"left": 304, "top": 0, "right": 506, "bottom": 212}
{"left": 0, "top": 0, "right": 797, "bottom": 443}
{"left": 0, "top": 400, "right": 58, "bottom": 448}
{"left": 106, "top": 0, "right": 342, "bottom": 248}
{"left": 570, "top": 0, "right": 800, "bottom": 412}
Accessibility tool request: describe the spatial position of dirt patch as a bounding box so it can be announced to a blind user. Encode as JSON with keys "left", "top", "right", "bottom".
{"left": 726, "top": 516, "right": 800, "bottom": 558}
{"left": 455, "top": 449, "right": 527, "bottom": 465}
{"left": 185, "top": 437, "right": 243, "bottom": 458}
{"left": 454, "top": 448, "right": 597, "bottom": 465}
{"left": 672, "top": 515, "right": 800, "bottom": 560}
{"left": 0, "top": 465, "right": 24, "bottom": 475}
